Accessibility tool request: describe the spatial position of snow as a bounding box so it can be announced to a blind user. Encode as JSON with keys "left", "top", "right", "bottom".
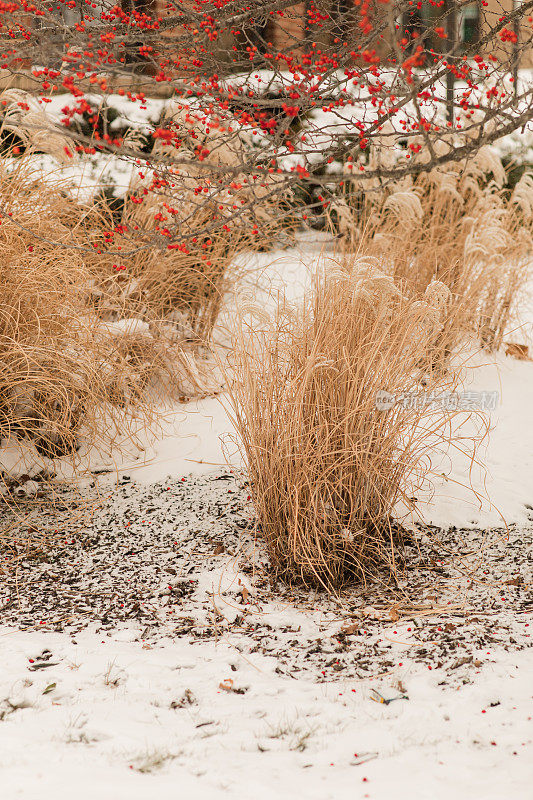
{"left": 0, "top": 627, "right": 531, "bottom": 800}
{"left": 0, "top": 464, "right": 531, "bottom": 799}
{"left": 123, "top": 397, "right": 236, "bottom": 482}
{"left": 15, "top": 151, "right": 137, "bottom": 201}
{"left": 414, "top": 347, "right": 533, "bottom": 528}
{"left": 40, "top": 92, "right": 168, "bottom": 132}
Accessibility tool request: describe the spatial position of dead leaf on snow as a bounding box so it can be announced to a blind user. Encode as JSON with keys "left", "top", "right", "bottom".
{"left": 340, "top": 622, "right": 359, "bottom": 635}
{"left": 219, "top": 678, "right": 248, "bottom": 695}
{"left": 450, "top": 655, "right": 473, "bottom": 670}
{"left": 505, "top": 342, "right": 530, "bottom": 360}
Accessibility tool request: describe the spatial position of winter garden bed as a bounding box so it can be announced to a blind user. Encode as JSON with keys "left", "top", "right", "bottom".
{"left": 0, "top": 68, "right": 532, "bottom": 798}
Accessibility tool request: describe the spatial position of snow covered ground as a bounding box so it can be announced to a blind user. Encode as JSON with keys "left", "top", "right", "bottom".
{"left": 1, "top": 629, "right": 530, "bottom": 800}
{"left": 0, "top": 468, "right": 531, "bottom": 800}
{"left": 1, "top": 237, "right": 532, "bottom": 799}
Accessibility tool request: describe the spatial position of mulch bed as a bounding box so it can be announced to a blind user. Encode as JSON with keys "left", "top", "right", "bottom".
{"left": 1, "top": 470, "right": 531, "bottom": 683}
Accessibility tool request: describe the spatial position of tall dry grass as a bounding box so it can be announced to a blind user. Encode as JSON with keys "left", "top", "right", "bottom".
{"left": 0, "top": 86, "right": 263, "bottom": 477}
{"left": 0, "top": 189, "right": 152, "bottom": 468}
{"left": 227, "top": 261, "right": 477, "bottom": 589}
{"left": 85, "top": 189, "right": 237, "bottom": 343}
{"left": 331, "top": 146, "right": 533, "bottom": 354}
{"left": 0, "top": 158, "right": 229, "bottom": 479}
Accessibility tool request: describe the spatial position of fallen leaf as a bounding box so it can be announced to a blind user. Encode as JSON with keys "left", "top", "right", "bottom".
{"left": 444, "top": 623, "right": 456, "bottom": 633}
{"left": 450, "top": 655, "right": 472, "bottom": 670}
{"left": 340, "top": 622, "right": 359, "bottom": 635}
{"left": 219, "top": 679, "right": 247, "bottom": 695}
{"left": 505, "top": 342, "right": 529, "bottom": 360}
{"left": 42, "top": 683, "right": 56, "bottom": 695}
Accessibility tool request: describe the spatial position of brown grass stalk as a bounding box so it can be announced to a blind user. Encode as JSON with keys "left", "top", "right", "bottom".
{"left": 226, "top": 261, "right": 482, "bottom": 589}
{"left": 0, "top": 149, "right": 232, "bottom": 487}
{"left": 331, "top": 146, "right": 533, "bottom": 356}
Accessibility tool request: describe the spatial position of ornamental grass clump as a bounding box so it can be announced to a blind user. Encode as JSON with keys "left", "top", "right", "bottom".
{"left": 0, "top": 258, "right": 112, "bottom": 463}
{"left": 331, "top": 146, "right": 533, "bottom": 354}
{"left": 228, "top": 261, "right": 472, "bottom": 589}
{"left": 0, "top": 89, "right": 238, "bottom": 405}
{"left": 0, "top": 155, "right": 225, "bottom": 479}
